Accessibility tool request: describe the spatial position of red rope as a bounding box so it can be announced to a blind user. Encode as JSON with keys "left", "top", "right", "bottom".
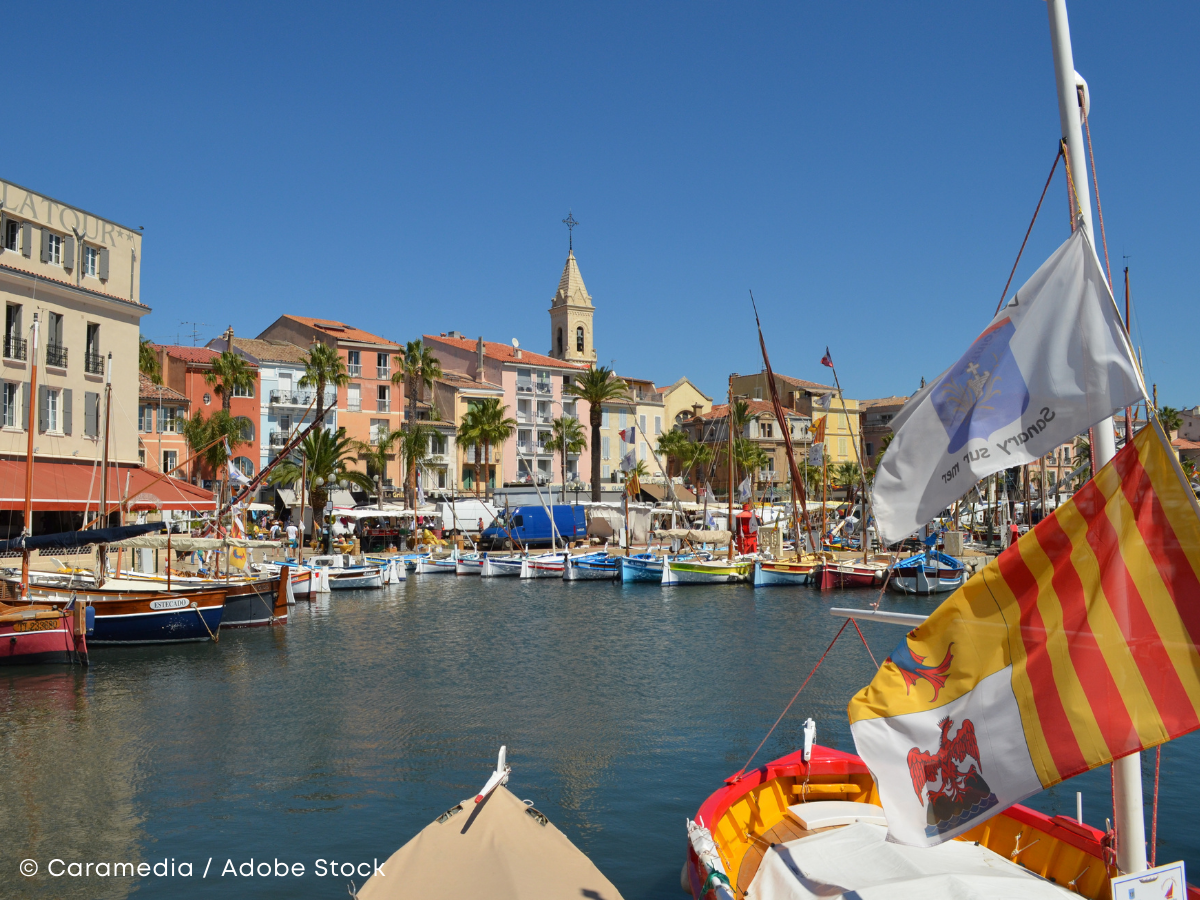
{"left": 995, "top": 146, "right": 1063, "bottom": 315}
{"left": 848, "top": 616, "right": 878, "bottom": 668}
{"left": 734, "top": 619, "right": 851, "bottom": 779}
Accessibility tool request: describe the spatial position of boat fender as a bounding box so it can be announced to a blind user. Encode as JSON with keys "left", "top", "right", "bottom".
{"left": 802, "top": 717, "right": 816, "bottom": 763}
{"left": 85, "top": 605, "right": 95, "bottom": 636}
{"left": 685, "top": 819, "right": 734, "bottom": 900}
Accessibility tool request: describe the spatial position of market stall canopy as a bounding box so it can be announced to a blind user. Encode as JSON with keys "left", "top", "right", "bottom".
{"left": 246, "top": 503, "right": 274, "bottom": 513}
{"left": 0, "top": 461, "right": 217, "bottom": 512}
{"left": 331, "top": 505, "right": 441, "bottom": 520}
{"left": 356, "top": 785, "right": 624, "bottom": 900}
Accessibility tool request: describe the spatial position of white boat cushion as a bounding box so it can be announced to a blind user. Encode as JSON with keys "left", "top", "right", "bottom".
{"left": 749, "top": 822, "right": 1073, "bottom": 899}
{"left": 785, "top": 800, "right": 888, "bottom": 830}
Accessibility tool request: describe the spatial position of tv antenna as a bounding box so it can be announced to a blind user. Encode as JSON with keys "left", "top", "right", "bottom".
{"left": 181, "top": 322, "right": 210, "bottom": 346}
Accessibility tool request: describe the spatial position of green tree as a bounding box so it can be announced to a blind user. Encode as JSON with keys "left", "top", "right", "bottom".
{"left": 564, "top": 366, "right": 630, "bottom": 500}
{"left": 353, "top": 428, "right": 403, "bottom": 507}
{"left": 1158, "top": 405, "right": 1183, "bottom": 435}
{"left": 477, "top": 398, "right": 517, "bottom": 499}
{"left": 400, "top": 423, "right": 436, "bottom": 506}
{"left": 204, "top": 349, "right": 256, "bottom": 414}
{"left": 546, "top": 415, "right": 588, "bottom": 502}
{"left": 457, "top": 405, "right": 486, "bottom": 498}
{"left": 181, "top": 409, "right": 248, "bottom": 490}
{"left": 299, "top": 341, "right": 349, "bottom": 427}
{"left": 656, "top": 429, "right": 691, "bottom": 478}
{"left": 622, "top": 458, "right": 650, "bottom": 495}
{"left": 396, "top": 340, "right": 443, "bottom": 428}
{"left": 139, "top": 337, "right": 161, "bottom": 384}
{"left": 268, "top": 427, "right": 374, "bottom": 538}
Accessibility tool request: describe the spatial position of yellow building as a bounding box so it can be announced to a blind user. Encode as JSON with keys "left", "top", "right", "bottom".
{"left": 731, "top": 371, "right": 862, "bottom": 464}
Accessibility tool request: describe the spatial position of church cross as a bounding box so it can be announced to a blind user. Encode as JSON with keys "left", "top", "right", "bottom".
{"left": 562, "top": 211, "right": 579, "bottom": 251}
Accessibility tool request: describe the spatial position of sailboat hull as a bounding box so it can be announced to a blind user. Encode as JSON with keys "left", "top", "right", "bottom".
{"left": 564, "top": 556, "right": 619, "bottom": 581}
{"left": 619, "top": 556, "right": 663, "bottom": 583}
{"left": 663, "top": 559, "right": 752, "bottom": 585}
{"left": 0, "top": 607, "right": 86, "bottom": 665}
{"left": 12, "top": 584, "right": 228, "bottom": 645}
{"left": 753, "top": 560, "right": 815, "bottom": 587}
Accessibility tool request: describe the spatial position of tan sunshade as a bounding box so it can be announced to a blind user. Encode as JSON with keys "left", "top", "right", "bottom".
{"left": 356, "top": 785, "right": 624, "bottom": 900}
{"left": 655, "top": 528, "right": 732, "bottom": 545}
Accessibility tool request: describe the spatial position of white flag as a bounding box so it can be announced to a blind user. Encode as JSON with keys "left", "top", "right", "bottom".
{"left": 621, "top": 448, "right": 637, "bottom": 472}
{"left": 416, "top": 474, "right": 425, "bottom": 506}
{"left": 872, "top": 228, "right": 1143, "bottom": 544}
{"left": 815, "top": 392, "right": 834, "bottom": 411}
{"left": 737, "top": 475, "right": 752, "bottom": 502}
{"left": 229, "top": 465, "right": 252, "bottom": 487}
{"left": 807, "top": 444, "right": 824, "bottom": 466}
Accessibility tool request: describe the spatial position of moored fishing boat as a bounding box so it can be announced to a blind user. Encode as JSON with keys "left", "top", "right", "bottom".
{"left": 662, "top": 556, "right": 752, "bottom": 585}
{"left": 482, "top": 554, "right": 523, "bottom": 577}
{"left": 753, "top": 558, "right": 819, "bottom": 587}
{"left": 887, "top": 550, "right": 966, "bottom": 595}
{"left": 355, "top": 747, "right": 625, "bottom": 900}
{"left": 455, "top": 554, "right": 484, "bottom": 576}
{"left": 520, "top": 552, "right": 569, "bottom": 578}
{"left": 0, "top": 600, "right": 88, "bottom": 665}
{"left": 120, "top": 570, "right": 288, "bottom": 626}
{"left": 619, "top": 552, "right": 663, "bottom": 583}
{"left": 305, "top": 554, "right": 384, "bottom": 589}
{"left": 415, "top": 553, "right": 457, "bottom": 575}
{"left": 563, "top": 553, "right": 619, "bottom": 581}
{"left": 814, "top": 557, "right": 889, "bottom": 590}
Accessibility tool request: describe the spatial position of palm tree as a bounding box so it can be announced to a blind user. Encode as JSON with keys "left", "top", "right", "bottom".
{"left": 457, "top": 405, "right": 485, "bottom": 498}
{"left": 268, "top": 427, "right": 374, "bottom": 540}
{"left": 299, "top": 341, "right": 349, "bottom": 427}
{"left": 564, "top": 366, "right": 630, "bottom": 500}
{"left": 1158, "top": 405, "right": 1183, "bottom": 436}
{"left": 734, "top": 439, "right": 770, "bottom": 501}
{"left": 353, "top": 428, "right": 403, "bottom": 507}
{"left": 396, "top": 340, "right": 443, "bottom": 428}
{"left": 139, "top": 337, "right": 161, "bottom": 384}
{"left": 400, "top": 423, "right": 436, "bottom": 506}
{"left": 656, "top": 429, "right": 691, "bottom": 478}
{"left": 1071, "top": 435, "right": 1092, "bottom": 489}
{"left": 181, "top": 409, "right": 248, "bottom": 489}
{"left": 545, "top": 415, "right": 588, "bottom": 502}
{"left": 476, "top": 398, "right": 517, "bottom": 499}
{"left": 205, "top": 349, "right": 256, "bottom": 414}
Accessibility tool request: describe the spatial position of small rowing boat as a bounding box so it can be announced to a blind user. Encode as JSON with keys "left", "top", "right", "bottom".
{"left": 887, "top": 550, "right": 966, "bottom": 595}
{"left": 563, "top": 554, "right": 619, "bottom": 581}
{"left": 662, "top": 556, "right": 752, "bottom": 585}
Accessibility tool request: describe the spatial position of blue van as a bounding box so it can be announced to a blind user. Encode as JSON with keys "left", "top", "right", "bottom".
{"left": 482, "top": 505, "right": 587, "bottom": 549}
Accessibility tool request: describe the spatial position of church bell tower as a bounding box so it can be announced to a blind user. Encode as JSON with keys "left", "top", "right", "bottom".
{"left": 549, "top": 212, "right": 596, "bottom": 364}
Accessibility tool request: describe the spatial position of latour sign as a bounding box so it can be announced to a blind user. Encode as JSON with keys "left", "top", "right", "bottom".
{"left": 0, "top": 180, "right": 137, "bottom": 247}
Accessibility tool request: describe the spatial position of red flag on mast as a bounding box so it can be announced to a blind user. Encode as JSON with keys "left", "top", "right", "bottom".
{"left": 820, "top": 347, "right": 833, "bottom": 368}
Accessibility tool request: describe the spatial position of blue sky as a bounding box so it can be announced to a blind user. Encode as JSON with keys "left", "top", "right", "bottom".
{"left": 7, "top": 2, "right": 1195, "bottom": 406}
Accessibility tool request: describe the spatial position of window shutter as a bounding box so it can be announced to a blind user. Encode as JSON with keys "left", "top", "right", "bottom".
{"left": 98, "top": 247, "right": 109, "bottom": 280}
{"left": 38, "top": 385, "right": 48, "bottom": 433}
{"left": 84, "top": 391, "right": 98, "bottom": 437}
{"left": 63, "top": 235, "right": 75, "bottom": 269}
{"left": 21, "top": 222, "right": 31, "bottom": 258}
{"left": 62, "top": 389, "right": 72, "bottom": 435}
{"left": 40, "top": 229, "right": 49, "bottom": 263}
{"left": 21, "top": 382, "right": 30, "bottom": 431}
{"left": 0, "top": 214, "right": 6, "bottom": 254}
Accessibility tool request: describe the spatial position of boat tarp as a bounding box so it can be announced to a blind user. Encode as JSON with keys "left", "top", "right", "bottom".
{"left": 654, "top": 528, "right": 732, "bottom": 546}
{"left": 0, "top": 522, "right": 165, "bottom": 552}
{"left": 586, "top": 507, "right": 624, "bottom": 539}
{"left": 750, "top": 821, "right": 1067, "bottom": 900}
{"left": 331, "top": 505, "right": 442, "bottom": 520}
{"left": 355, "top": 785, "right": 625, "bottom": 900}
{"left": 107, "top": 535, "right": 282, "bottom": 551}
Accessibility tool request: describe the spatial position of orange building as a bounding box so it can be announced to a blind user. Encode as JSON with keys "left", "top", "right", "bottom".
{"left": 255, "top": 316, "right": 404, "bottom": 481}
{"left": 136, "top": 373, "right": 191, "bottom": 479}
{"left": 154, "top": 345, "right": 261, "bottom": 488}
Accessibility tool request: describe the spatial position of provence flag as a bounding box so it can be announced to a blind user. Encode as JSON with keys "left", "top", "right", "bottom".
{"left": 849, "top": 421, "right": 1200, "bottom": 847}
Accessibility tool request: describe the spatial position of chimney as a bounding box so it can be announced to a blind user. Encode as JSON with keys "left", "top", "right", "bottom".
{"left": 514, "top": 348, "right": 522, "bottom": 359}
{"left": 475, "top": 337, "right": 485, "bottom": 379}
{"left": 224, "top": 325, "right": 234, "bottom": 349}
{"left": 692, "top": 403, "right": 703, "bottom": 418}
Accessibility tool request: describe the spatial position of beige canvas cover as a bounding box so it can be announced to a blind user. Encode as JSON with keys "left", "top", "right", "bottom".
{"left": 355, "top": 785, "right": 624, "bottom": 900}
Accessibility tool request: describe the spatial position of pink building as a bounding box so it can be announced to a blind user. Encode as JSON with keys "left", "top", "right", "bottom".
{"left": 423, "top": 333, "right": 591, "bottom": 489}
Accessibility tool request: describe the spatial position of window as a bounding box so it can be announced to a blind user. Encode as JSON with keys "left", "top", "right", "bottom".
{"left": 369, "top": 418, "right": 389, "bottom": 443}
{"left": 347, "top": 384, "right": 361, "bottom": 412}
{"left": 346, "top": 350, "right": 361, "bottom": 376}
{"left": 44, "top": 232, "right": 62, "bottom": 265}
{"left": 163, "top": 450, "right": 178, "bottom": 475}
{"left": 518, "top": 429, "right": 531, "bottom": 451}
{"left": 45, "top": 389, "right": 59, "bottom": 432}
{"left": 639, "top": 414, "right": 646, "bottom": 434}
{"left": 754, "top": 387, "right": 763, "bottom": 400}
{"left": 3, "top": 218, "right": 18, "bottom": 252}
{"left": 838, "top": 437, "right": 847, "bottom": 457}
{"left": 138, "top": 405, "right": 153, "bottom": 432}
{"left": 232, "top": 382, "right": 254, "bottom": 398}
{"left": 45, "top": 313, "right": 65, "bottom": 367}
{"left": 84, "top": 391, "right": 99, "bottom": 437}
{"left": 85, "top": 323, "right": 102, "bottom": 375}
{"left": 639, "top": 442, "right": 647, "bottom": 461}
{"left": 2, "top": 382, "right": 17, "bottom": 428}
{"left": 654, "top": 416, "right": 661, "bottom": 435}
{"left": 234, "top": 416, "right": 254, "bottom": 442}
{"left": 601, "top": 407, "right": 609, "bottom": 428}
{"left": 602, "top": 436, "right": 610, "bottom": 459}
{"left": 203, "top": 393, "right": 212, "bottom": 405}
{"left": 619, "top": 410, "right": 627, "bottom": 429}
{"left": 576, "top": 326, "right": 584, "bottom": 353}
{"left": 376, "top": 352, "right": 390, "bottom": 380}
{"left": 83, "top": 245, "right": 100, "bottom": 278}
{"left": 430, "top": 433, "right": 446, "bottom": 455}
{"left": 376, "top": 384, "right": 390, "bottom": 412}
{"left": 231, "top": 456, "right": 254, "bottom": 477}
{"left": 535, "top": 370, "right": 551, "bottom": 394}
{"left": 4, "top": 304, "right": 23, "bottom": 361}
{"left": 556, "top": 328, "right": 563, "bottom": 356}
{"left": 159, "top": 406, "right": 178, "bottom": 433}
{"left": 537, "top": 400, "right": 551, "bottom": 422}
{"left": 602, "top": 464, "right": 610, "bottom": 478}
{"left": 563, "top": 400, "right": 577, "bottom": 420}
{"left": 866, "top": 442, "right": 874, "bottom": 458}
{"left": 761, "top": 422, "right": 773, "bottom": 438}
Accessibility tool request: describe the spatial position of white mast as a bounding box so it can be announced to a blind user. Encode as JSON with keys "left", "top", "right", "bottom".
{"left": 1046, "top": 0, "right": 1143, "bottom": 874}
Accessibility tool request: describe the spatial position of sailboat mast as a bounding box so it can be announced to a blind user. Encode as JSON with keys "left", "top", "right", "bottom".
{"left": 19, "top": 313, "right": 39, "bottom": 599}
{"left": 96, "top": 353, "right": 113, "bottom": 587}
{"left": 726, "top": 375, "right": 734, "bottom": 561}
{"left": 1047, "top": 0, "right": 1144, "bottom": 874}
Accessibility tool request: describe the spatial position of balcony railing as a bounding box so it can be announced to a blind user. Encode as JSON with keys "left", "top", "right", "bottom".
{"left": 376, "top": 400, "right": 391, "bottom": 413}
{"left": 4, "top": 336, "right": 27, "bottom": 361}
{"left": 45, "top": 342, "right": 67, "bottom": 368}
{"left": 347, "top": 363, "right": 362, "bottom": 377}
{"left": 516, "top": 381, "right": 533, "bottom": 394}
{"left": 268, "top": 430, "right": 291, "bottom": 448}
{"left": 536, "top": 413, "right": 553, "bottom": 424}
{"left": 516, "top": 411, "right": 532, "bottom": 423}
{"left": 347, "top": 401, "right": 362, "bottom": 412}
{"left": 376, "top": 366, "right": 390, "bottom": 380}
{"left": 535, "top": 382, "right": 552, "bottom": 395}
{"left": 84, "top": 350, "right": 103, "bottom": 375}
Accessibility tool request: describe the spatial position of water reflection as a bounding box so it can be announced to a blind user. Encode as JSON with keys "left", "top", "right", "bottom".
{"left": 5, "top": 578, "right": 1199, "bottom": 900}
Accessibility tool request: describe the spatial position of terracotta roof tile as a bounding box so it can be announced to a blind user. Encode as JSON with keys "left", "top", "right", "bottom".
{"left": 138, "top": 372, "right": 189, "bottom": 403}
{"left": 283, "top": 316, "right": 398, "bottom": 347}
{"left": 1172, "top": 437, "right": 1200, "bottom": 450}
{"left": 229, "top": 337, "right": 309, "bottom": 364}
{"left": 158, "top": 345, "right": 258, "bottom": 367}
{"left": 423, "top": 335, "right": 588, "bottom": 370}
{"left": 859, "top": 396, "right": 910, "bottom": 409}
{"left": 695, "top": 400, "right": 808, "bottom": 421}
{"left": 773, "top": 373, "right": 836, "bottom": 392}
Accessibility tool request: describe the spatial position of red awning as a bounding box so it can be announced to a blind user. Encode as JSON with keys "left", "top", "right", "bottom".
{"left": 0, "top": 460, "right": 217, "bottom": 512}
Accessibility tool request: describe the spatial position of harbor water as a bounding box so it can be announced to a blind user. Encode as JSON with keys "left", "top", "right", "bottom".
{"left": 5, "top": 576, "right": 1197, "bottom": 899}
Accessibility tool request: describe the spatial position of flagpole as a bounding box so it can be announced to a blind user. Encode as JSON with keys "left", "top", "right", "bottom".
{"left": 1048, "top": 0, "right": 1142, "bottom": 874}
{"left": 726, "top": 375, "right": 735, "bottom": 561}
{"left": 823, "top": 355, "right": 876, "bottom": 560}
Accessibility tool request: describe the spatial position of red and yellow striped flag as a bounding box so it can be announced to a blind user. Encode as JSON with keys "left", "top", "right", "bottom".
{"left": 812, "top": 416, "right": 826, "bottom": 445}
{"left": 849, "top": 422, "right": 1200, "bottom": 846}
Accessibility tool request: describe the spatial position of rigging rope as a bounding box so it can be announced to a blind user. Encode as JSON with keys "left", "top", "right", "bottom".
{"left": 1083, "top": 113, "right": 1114, "bottom": 290}
{"left": 995, "top": 146, "right": 1063, "bottom": 315}
{"left": 1151, "top": 744, "right": 1161, "bottom": 867}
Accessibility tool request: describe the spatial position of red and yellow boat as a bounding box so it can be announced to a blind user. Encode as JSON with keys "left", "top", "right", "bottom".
{"left": 0, "top": 600, "right": 87, "bottom": 666}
